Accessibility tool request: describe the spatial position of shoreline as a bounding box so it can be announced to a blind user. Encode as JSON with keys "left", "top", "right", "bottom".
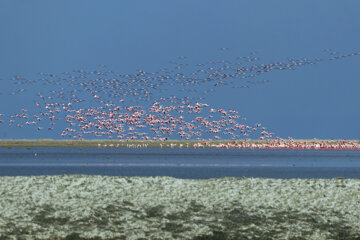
{"left": 0, "top": 175, "right": 359, "bottom": 239}
{"left": 0, "top": 139, "right": 360, "bottom": 150}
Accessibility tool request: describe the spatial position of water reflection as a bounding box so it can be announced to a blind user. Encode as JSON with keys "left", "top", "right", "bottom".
{"left": 0, "top": 147, "right": 359, "bottom": 178}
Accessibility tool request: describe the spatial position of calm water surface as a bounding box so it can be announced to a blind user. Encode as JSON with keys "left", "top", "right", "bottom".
{"left": 0, "top": 147, "right": 360, "bottom": 179}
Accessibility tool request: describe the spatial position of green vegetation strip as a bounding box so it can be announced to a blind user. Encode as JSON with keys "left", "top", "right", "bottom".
{"left": 0, "top": 139, "right": 359, "bottom": 148}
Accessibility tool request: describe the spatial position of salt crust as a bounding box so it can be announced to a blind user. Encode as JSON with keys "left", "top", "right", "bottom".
{"left": 0, "top": 175, "right": 359, "bottom": 239}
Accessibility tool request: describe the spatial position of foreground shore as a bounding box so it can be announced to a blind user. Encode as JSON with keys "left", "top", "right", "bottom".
{"left": 0, "top": 175, "right": 359, "bottom": 239}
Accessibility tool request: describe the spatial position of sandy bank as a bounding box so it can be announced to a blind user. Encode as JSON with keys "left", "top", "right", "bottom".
{"left": 1, "top": 139, "right": 360, "bottom": 150}
{"left": 0, "top": 175, "right": 359, "bottom": 239}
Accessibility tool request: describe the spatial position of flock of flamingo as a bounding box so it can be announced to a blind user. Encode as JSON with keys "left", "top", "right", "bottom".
{"left": 0, "top": 48, "right": 359, "bottom": 149}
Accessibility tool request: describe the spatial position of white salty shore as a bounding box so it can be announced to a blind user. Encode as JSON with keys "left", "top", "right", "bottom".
{"left": 0, "top": 175, "right": 359, "bottom": 240}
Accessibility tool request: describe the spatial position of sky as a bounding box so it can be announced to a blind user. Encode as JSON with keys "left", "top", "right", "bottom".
{"left": 0, "top": 0, "right": 360, "bottom": 139}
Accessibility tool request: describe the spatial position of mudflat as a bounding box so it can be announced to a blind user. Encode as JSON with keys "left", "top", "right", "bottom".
{"left": 0, "top": 175, "right": 359, "bottom": 239}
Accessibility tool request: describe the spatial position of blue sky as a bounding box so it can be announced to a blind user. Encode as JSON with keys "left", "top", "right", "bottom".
{"left": 0, "top": 0, "right": 360, "bottom": 139}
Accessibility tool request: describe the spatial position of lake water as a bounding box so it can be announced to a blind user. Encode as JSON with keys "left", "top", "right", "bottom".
{"left": 1, "top": 147, "right": 360, "bottom": 179}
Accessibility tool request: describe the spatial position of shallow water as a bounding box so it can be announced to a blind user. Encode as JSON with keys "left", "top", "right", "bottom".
{"left": 1, "top": 147, "right": 360, "bottom": 178}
